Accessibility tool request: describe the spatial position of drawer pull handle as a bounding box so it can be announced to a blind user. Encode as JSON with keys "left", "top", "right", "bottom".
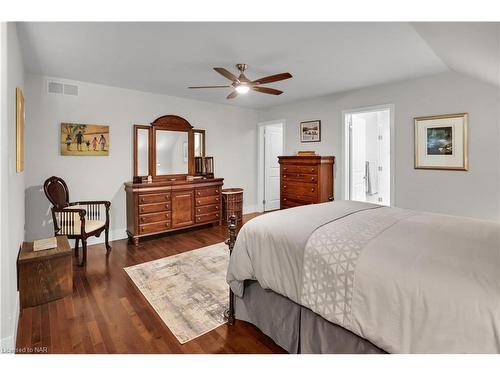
{"left": 197, "top": 209, "right": 201, "bottom": 213}
{"left": 140, "top": 208, "right": 144, "bottom": 213}
{"left": 216, "top": 213, "right": 219, "bottom": 217}
{"left": 283, "top": 185, "right": 287, "bottom": 188}
{"left": 311, "top": 188, "right": 315, "bottom": 192}
{"left": 311, "top": 168, "right": 314, "bottom": 172}
{"left": 197, "top": 191, "right": 201, "bottom": 196}
{"left": 284, "top": 167, "right": 287, "bottom": 171}
{"left": 140, "top": 228, "right": 144, "bottom": 232}
{"left": 284, "top": 175, "right": 287, "bottom": 178}
{"left": 215, "top": 189, "right": 219, "bottom": 193}
{"left": 215, "top": 205, "right": 219, "bottom": 209}
{"left": 165, "top": 195, "right": 169, "bottom": 200}
{"left": 140, "top": 198, "right": 145, "bottom": 203}
{"left": 165, "top": 223, "right": 169, "bottom": 228}
{"left": 141, "top": 217, "right": 145, "bottom": 222}
{"left": 166, "top": 214, "right": 169, "bottom": 219}
{"left": 283, "top": 198, "right": 287, "bottom": 201}
{"left": 311, "top": 177, "right": 315, "bottom": 181}
{"left": 215, "top": 197, "right": 219, "bottom": 201}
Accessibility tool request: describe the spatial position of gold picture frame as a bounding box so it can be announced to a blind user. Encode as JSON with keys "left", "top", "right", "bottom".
{"left": 414, "top": 113, "right": 468, "bottom": 171}
{"left": 16, "top": 87, "right": 25, "bottom": 173}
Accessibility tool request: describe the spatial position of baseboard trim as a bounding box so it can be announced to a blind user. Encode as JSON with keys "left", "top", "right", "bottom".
{"left": 243, "top": 204, "right": 258, "bottom": 214}
{"left": 84, "top": 227, "right": 128, "bottom": 246}
{"left": 0, "top": 293, "right": 19, "bottom": 354}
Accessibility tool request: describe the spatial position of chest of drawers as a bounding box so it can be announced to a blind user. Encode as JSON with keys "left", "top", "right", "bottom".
{"left": 125, "top": 178, "right": 223, "bottom": 245}
{"left": 278, "top": 156, "right": 335, "bottom": 209}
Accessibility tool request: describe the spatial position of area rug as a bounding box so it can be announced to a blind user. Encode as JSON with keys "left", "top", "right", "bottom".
{"left": 124, "top": 242, "right": 229, "bottom": 344}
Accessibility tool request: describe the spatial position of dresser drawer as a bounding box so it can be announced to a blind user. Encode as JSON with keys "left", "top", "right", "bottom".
{"left": 281, "top": 195, "right": 316, "bottom": 207}
{"left": 195, "top": 204, "right": 220, "bottom": 215}
{"left": 281, "top": 165, "right": 318, "bottom": 175}
{"left": 195, "top": 187, "right": 221, "bottom": 197}
{"left": 139, "top": 211, "right": 171, "bottom": 224}
{"left": 281, "top": 172, "right": 317, "bottom": 183}
{"left": 195, "top": 195, "right": 220, "bottom": 206}
{"left": 139, "top": 220, "right": 171, "bottom": 234}
{"left": 138, "top": 193, "right": 171, "bottom": 204}
{"left": 139, "top": 202, "right": 171, "bottom": 214}
{"left": 195, "top": 212, "right": 220, "bottom": 224}
{"left": 281, "top": 182, "right": 318, "bottom": 199}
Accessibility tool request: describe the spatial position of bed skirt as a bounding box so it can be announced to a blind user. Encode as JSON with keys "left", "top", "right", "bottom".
{"left": 234, "top": 280, "right": 386, "bottom": 354}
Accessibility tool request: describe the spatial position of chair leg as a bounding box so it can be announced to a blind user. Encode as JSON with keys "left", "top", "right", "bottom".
{"left": 79, "top": 239, "right": 87, "bottom": 267}
{"left": 74, "top": 238, "right": 80, "bottom": 258}
{"left": 105, "top": 225, "right": 111, "bottom": 254}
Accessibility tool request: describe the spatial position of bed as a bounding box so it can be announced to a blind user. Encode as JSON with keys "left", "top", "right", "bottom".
{"left": 225, "top": 201, "right": 500, "bottom": 354}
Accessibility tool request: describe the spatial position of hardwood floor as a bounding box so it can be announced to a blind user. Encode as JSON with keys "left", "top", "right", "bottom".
{"left": 16, "top": 213, "right": 286, "bottom": 354}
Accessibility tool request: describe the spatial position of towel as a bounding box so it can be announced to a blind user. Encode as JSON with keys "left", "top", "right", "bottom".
{"left": 365, "top": 161, "right": 378, "bottom": 195}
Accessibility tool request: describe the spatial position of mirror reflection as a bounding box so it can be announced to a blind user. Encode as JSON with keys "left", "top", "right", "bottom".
{"left": 155, "top": 130, "right": 189, "bottom": 175}
{"left": 194, "top": 132, "right": 204, "bottom": 157}
{"left": 137, "top": 128, "right": 149, "bottom": 176}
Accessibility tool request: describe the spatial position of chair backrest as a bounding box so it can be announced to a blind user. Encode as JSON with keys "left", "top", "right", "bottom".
{"left": 44, "top": 176, "right": 70, "bottom": 209}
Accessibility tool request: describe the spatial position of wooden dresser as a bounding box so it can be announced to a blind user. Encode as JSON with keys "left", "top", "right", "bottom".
{"left": 278, "top": 156, "right": 335, "bottom": 209}
{"left": 125, "top": 178, "right": 223, "bottom": 245}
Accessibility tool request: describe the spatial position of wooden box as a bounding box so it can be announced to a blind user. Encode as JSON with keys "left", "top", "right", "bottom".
{"left": 17, "top": 236, "right": 73, "bottom": 308}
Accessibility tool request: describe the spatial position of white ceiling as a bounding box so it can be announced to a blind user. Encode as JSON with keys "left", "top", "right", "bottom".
{"left": 17, "top": 22, "right": 499, "bottom": 109}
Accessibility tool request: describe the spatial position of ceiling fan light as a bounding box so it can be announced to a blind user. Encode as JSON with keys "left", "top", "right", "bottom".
{"left": 235, "top": 84, "right": 250, "bottom": 94}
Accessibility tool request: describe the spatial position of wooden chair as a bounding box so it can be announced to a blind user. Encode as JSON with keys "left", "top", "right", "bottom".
{"left": 44, "top": 176, "right": 111, "bottom": 266}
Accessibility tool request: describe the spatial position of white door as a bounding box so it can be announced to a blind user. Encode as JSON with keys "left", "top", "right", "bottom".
{"left": 350, "top": 115, "right": 367, "bottom": 201}
{"left": 264, "top": 125, "right": 283, "bottom": 211}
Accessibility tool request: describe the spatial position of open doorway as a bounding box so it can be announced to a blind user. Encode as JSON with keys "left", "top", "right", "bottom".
{"left": 343, "top": 106, "right": 393, "bottom": 206}
{"left": 257, "top": 121, "right": 284, "bottom": 212}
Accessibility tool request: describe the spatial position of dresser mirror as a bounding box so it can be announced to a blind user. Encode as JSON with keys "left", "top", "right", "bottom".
{"left": 134, "top": 125, "right": 150, "bottom": 178}
{"left": 193, "top": 129, "right": 205, "bottom": 158}
{"left": 155, "top": 130, "right": 189, "bottom": 175}
{"left": 133, "top": 115, "right": 202, "bottom": 182}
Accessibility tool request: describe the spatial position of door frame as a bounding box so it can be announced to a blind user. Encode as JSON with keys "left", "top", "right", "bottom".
{"left": 257, "top": 119, "right": 286, "bottom": 213}
{"left": 341, "top": 104, "right": 395, "bottom": 206}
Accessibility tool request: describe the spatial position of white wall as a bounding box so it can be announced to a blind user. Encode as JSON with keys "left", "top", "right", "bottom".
{"left": 24, "top": 74, "right": 259, "bottom": 242}
{"left": 259, "top": 71, "right": 500, "bottom": 221}
{"left": 0, "top": 23, "right": 25, "bottom": 352}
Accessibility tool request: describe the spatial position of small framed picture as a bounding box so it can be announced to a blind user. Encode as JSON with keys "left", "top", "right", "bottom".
{"left": 61, "top": 123, "right": 110, "bottom": 156}
{"left": 300, "top": 120, "right": 321, "bottom": 142}
{"left": 414, "top": 113, "right": 468, "bottom": 170}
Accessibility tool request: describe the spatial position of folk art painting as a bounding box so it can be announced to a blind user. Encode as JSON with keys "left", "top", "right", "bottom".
{"left": 61, "top": 123, "right": 109, "bottom": 156}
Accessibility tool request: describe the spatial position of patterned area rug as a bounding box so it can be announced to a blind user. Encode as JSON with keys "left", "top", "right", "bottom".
{"left": 124, "top": 242, "right": 229, "bottom": 344}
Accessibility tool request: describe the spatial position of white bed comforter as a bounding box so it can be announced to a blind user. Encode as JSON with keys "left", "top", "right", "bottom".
{"left": 226, "top": 201, "right": 500, "bottom": 353}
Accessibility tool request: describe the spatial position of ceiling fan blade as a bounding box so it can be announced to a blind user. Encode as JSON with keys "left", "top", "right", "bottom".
{"left": 188, "top": 85, "right": 232, "bottom": 89}
{"left": 252, "top": 86, "right": 283, "bottom": 95}
{"left": 226, "top": 91, "right": 238, "bottom": 99}
{"left": 214, "top": 67, "right": 239, "bottom": 82}
{"left": 252, "top": 72, "right": 292, "bottom": 85}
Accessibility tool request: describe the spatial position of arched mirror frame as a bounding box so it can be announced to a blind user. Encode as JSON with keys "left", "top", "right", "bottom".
{"left": 133, "top": 115, "right": 207, "bottom": 182}
{"left": 151, "top": 115, "right": 195, "bottom": 181}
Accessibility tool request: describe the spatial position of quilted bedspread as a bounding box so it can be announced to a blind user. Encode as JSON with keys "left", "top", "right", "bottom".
{"left": 226, "top": 201, "right": 500, "bottom": 353}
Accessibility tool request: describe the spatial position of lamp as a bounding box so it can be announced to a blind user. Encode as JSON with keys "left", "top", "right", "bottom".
{"left": 235, "top": 84, "right": 250, "bottom": 94}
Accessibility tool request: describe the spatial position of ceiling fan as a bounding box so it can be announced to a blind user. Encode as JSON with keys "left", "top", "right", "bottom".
{"left": 188, "top": 64, "right": 292, "bottom": 99}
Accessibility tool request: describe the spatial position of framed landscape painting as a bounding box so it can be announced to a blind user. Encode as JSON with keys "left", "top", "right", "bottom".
{"left": 414, "top": 113, "right": 468, "bottom": 170}
{"left": 61, "top": 123, "right": 109, "bottom": 156}
{"left": 300, "top": 120, "right": 321, "bottom": 142}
